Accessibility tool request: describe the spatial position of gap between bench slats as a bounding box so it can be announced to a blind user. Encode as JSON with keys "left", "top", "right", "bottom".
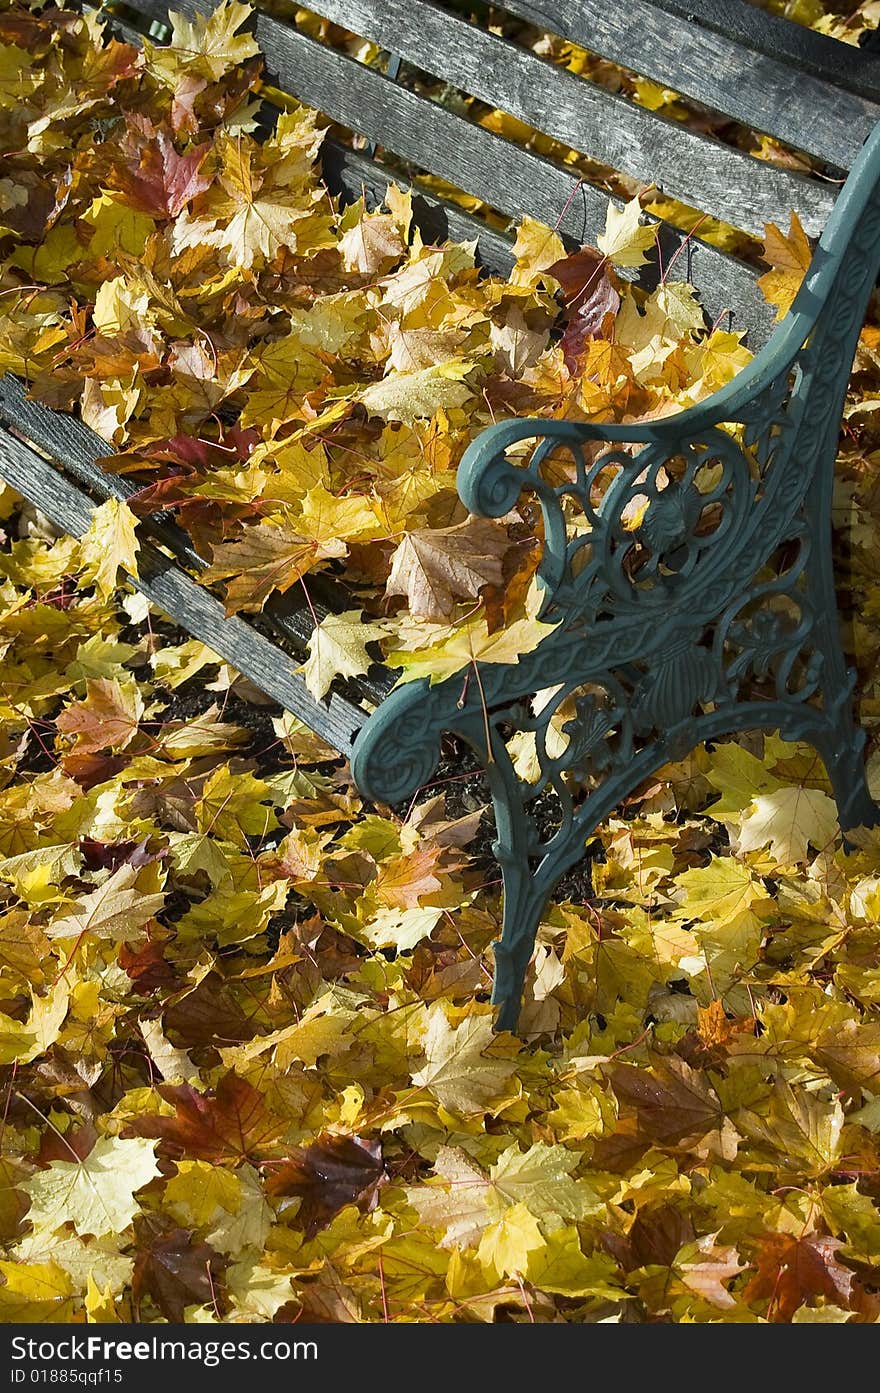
{"left": 0, "top": 377, "right": 395, "bottom": 709}
{"left": 122, "top": 0, "right": 778, "bottom": 343}
{"left": 0, "top": 429, "right": 366, "bottom": 752}
{"left": 492, "top": 0, "right": 880, "bottom": 170}
{"left": 297, "top": 0, "right": 834, "bottom": 239}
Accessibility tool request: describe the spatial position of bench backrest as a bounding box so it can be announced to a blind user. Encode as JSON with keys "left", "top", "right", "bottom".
{"left": 123, "top": 0, "right": 880, "bottom": 345}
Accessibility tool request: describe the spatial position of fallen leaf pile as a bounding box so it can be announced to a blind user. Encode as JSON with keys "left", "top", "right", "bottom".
{"left": 2, "top": 0, "right": 880, "bottom": 1325}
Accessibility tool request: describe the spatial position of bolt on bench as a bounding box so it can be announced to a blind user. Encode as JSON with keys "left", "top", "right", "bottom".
{"left": 2, "top": 0, "right": 880, "bottom": 1031}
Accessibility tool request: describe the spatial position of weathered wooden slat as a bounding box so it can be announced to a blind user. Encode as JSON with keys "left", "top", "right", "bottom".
{"left": 300, "top": 0, "right": 834, "bottom": 238}
{"left": 647, "top": 0, "right": 880, "bottom": 102}
{"left": 0, "top": 374, "right": 206, "bottom": 571}
{"left": 0, "top": 428, "right": 366, "bottom": 751}
{"left": 492, "top": 0, "right": 880, "bottom": 169}
{"left": 121, "top": 0, "right": 777, "bottom": 341}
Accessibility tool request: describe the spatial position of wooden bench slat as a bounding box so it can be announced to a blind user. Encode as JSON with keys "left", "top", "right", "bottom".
{"left": 251, "top": 13, "right": 777, "bottom": 339}
{"left": 123, "top": 0, "right": 776, "bottom": 341}
{"left": 647, "top": 0, "right": 880, "bottom": 102}
{"left": 0, "top": 429, "right": 366, "bottom": 752}
{"left": 303, "top": 0, "right": 834, "bottom": 238}
{"left": 492, "top": 0, "right": 880, "bottom": 169}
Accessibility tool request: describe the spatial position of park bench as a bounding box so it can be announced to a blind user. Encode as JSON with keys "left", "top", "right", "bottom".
{"left": 2, "top": 0, "right": 880, "bottom": 1031}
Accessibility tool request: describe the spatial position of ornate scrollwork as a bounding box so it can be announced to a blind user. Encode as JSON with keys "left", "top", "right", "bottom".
{"left": 352, "top": 126, "right": 880, "bottom": 1031}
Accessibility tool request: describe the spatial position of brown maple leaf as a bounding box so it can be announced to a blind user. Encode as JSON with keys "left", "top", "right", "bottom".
{"left": 133, "top": 1217, "right": 223, "bottom": 1322}
{"left": 125, "top": 1073, "right": 284, "bottom": 1164}
{"left": 161, "top": 973, "right": 253, "bottom": 1050}
{"left": 110, "top": 119, "right": 212, "bottom": 219}
{"left": 205, "top": 522, "right": 346, "bottom": 614}
{"left": 55, "top": 678, "right": 143, "bottom": 756}
{"left": 547, "top": 245, "right": 620, "bottom": 371}
{"left": 265, "top": 1133, "right": 385, "bottom": 1237}
{"left": 744, "top": 1232, "right": 856, "bottom": 1322}
{"left": 602, "top": 1203, "right": 696, "bottom": 1271}
{"left": 602, "top": 1055, "right": 728, "bottom": 1152}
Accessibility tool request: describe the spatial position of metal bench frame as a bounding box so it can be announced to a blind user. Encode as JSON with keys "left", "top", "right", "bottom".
{"left": 2, "top": 0, "right": 880, "bottom": 1032}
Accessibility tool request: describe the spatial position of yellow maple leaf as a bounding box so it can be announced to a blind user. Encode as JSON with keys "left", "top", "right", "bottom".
{"left": 758, "top": 211, "right": 813, "bottom": 320}
{"left": 737, "top": 786, "right": 839, "bottom": 864}
{"left": 46, "top": 863, "right": 165, "bottom": 942}
{"left": 359, "top": 360, "right": 475, "bottom": 425}
{"left": 477, "top": 1201, "right": 544, "bottom": 1277}
{"left": 23, "top": 1136, "right": 160, "bottom": 1238}
{"left": 78, "top": 498, "right": 139, "bottom": 598}
{"left": 597, "top": 196, "right": 657, "bottom": 268}
{"left": 147, "top": 0, "right": 260, "bottom": 86}
{"left": 510, "top": 215, "right": 565, "bottom": 289}
{"left": 302, "top": 609, "right": 387, "bottom": 701}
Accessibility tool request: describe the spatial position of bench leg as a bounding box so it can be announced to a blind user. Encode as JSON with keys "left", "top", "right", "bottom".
{"left": 812, "top": 651, "right": 878, "bottom": 837}
{"left": 806, "top": 525, "right": 879, "bottom": 836}
{"left": 484, "top": 736, "right": 604, "bottom": 1034}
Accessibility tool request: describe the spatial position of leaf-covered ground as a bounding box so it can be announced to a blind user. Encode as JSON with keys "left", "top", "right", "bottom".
{"left": 2, "top": 0, "right": 880, "bottom": 1324}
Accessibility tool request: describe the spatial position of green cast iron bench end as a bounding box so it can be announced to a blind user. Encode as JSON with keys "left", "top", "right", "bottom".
{"left": 352, "top": 124, "right": 880, "bottom": 1032}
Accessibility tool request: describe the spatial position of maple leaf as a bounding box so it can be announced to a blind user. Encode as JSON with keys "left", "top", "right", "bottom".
{"left": 410, "top": 1009, "right": 518, "bottom": 1116}
{"left": 372, "top": 846, "right": 444, "bottom": 910}
{"left": 359, "top": 360, "right": 475, "bottom": 426}
{"left": 597, "top": 195, "right": 656, "bottom": 268}
{"left": 385, "top": 324, "right": 468, "bottom": 374}
{"left": 510, "top": 215, "right": 565, "bottom": 289}
{"left": 46, "top": 864, "right": 164, "bottom": 943}
{"left": 604, "top": 1055, "right": 729, "bottom": 1151}
{"left": 78, "top": 498, "right": 139, "bottom": 598}
{"left": 408, "top": 1141, "right": 600, "bottom": 1250}
{"left": 55, "top": 677, "right": 144, "bottom": 755}
{"left": 675, "top": 1235, "right": 745, "bottom": 1309}
{"left": 744, "top": 1233, "right": 855, "bottom": 1322}
{"left": 477, "top": 1201, "right": 545, "bottom": 1278}
{"left": 225, "top": 1254, "right": 297, "bottom": 1319}
{"left": 125, "top": 1073, "right": 285, "bottom": 1164}
{"left": 758, "top": 211, "right": 812, "bottom": 320}
{"left": 146, "top": 0, "right": 260, "bottom": 86}
{"left": 111, "top": 121, "right": 211, "bottom": 219}
{"left": 302, "top": 610, "right": 387, "bottom": 701}
{"left": 164, "top": 1160, "right": 272, "bottom": 1254}
{"left": 489, "top": 305, "right": 548, "bottom": 377}
{"left": 385, "top": 518, "right": 509, "bottom": 621}
{"left": 339, "top": 209, "right": 405, "bottom": 274}
{"left": 547, "top": 243, "right": 621, "bottom": 362}
{"left": 0, "top": 1260, "right": 77, "bottom": 1323}
{"left": 406, "top": 1146, "right": 491, "bottom": 1248}
{"left": 204, "top": 521, "right": 347, "bottom": 613}
{"left": 132, "top": 1218, "right": 223, "bottom": 1322}
{"left": 0, "top": 982, "right": 69, "bottom": 1066}
{"left": 812, "top": 1018, "right": 880, "bottom": 1092}
{"left": 673, "top": 855, "right": 771, "bottom": 928}
{"left": 530, "top": 1230, "right": 626, "bottom": 1300}
{"left": 23, "top": 1136, "right": 160, "bottom": 1238}
{"left": 737, "top": 785, "right": 839, "bottom": 864}
{"left": 264, "top": 1133, "right": 384, "bottom": 1236}
{"left": 360, "top": 905, "right": 443, "bottom": 953}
